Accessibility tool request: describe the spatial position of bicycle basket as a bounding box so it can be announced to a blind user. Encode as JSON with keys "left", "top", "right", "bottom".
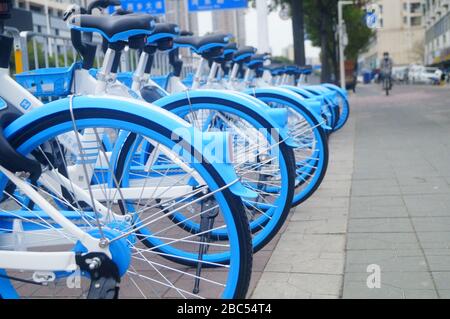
{"left": 15, "top": 62, "right": 82, "bottom": 98}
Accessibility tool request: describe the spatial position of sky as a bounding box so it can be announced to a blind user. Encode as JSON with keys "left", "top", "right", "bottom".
{"left": 197, "top": 8, "right": 320, "bottom": 59}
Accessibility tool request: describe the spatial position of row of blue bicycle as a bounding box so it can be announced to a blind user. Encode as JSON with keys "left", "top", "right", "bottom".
{"left": 0, "top": 0, "right": 349, "bottom": 299}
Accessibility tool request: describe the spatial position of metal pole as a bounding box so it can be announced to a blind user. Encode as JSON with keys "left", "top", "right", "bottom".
{"left": 18, "top": 32, "right": 29, "bottom": 72}
{"left": 256, "top": 0, "right": 270, "bottom": 53}
{"left": 33, "top": 38, "right": 39, "bottom": 69}
{"left": 184, "top": 0, "right": 190, "bottom": 32}
{"left": 73, "top": 47, "right": 77, "bottom": 64}
{"left": 407, "top": 0, "right": 412, "bottom": 63}
{"left": 338, "top": 1, "right": 345, "bottom": 89}
{"left": 63, "top": 41, "right": 68, "bottom": 67}
{"left": 54, "top": 38, "right": 59, "bottom": 67}
{"left": 45, "top": 0, "right": 53, "bottom": 57}
{"left": 338, "top": 1, "right": 353, "bottom": 90}
{"left": 234, "top": 10, "right": 239, "bottom": 45}
{"left": 121, "top": 47, "right": 129, "bottom": 72}
{"left": 44, "top": 39, "right": 49, "bottom": 68}
{"left": 5, "top": 27, "right": 25, "bottom": 73}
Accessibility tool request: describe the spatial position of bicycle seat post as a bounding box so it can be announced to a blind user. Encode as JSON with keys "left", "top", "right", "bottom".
{"left": 229, "top": 62, "right": 240, "bottom": 83}
{"left": 173, "top": 33, "right": 230, "bottom": 90}
{"left": 192, "top": 58, "right": 208, "bottom": 90}
{"left": 97, "top": 37, "right": 146, "bottom": 95}
{"left": 96, "top": 45, "right": 118, "bottom": 94}
{"left": 243, "top": 68, "right": 252, "bottom": 87}
{"left": 131, "top": 44, "right": 156, "bottom": 92}
{"left": 131, "top": 49, "right": 149, "bottom": 92}
{"left": 206, "top": 61, "right": 220, "bottom": 86}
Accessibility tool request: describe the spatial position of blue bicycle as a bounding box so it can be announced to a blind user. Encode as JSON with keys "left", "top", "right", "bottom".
{"left": 0, "top": 6, "right": 254, "bottom": 299}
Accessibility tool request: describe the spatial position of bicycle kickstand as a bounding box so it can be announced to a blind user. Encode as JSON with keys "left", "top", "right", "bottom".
{"left": 193, "top": 199, "right": 218, "bottom": 294}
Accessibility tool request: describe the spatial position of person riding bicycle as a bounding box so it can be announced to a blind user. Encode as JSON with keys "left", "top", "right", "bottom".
{"left": 380, "top": 52, "right": 393, "bottom": 90}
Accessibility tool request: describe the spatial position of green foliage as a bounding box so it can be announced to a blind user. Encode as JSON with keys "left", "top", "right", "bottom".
{"left": 26, "top": 41, "right": 77, "bottom": 70}
{"left": 303, "top": 0, "right": 336, "bottom": 46}
{"left": 302, "top": 1, "right": 372, "bottom": 58}
{"left": 251, "top": 0, "right": 373, "bottom": 81}
{"left": 343, "top": 5, "right": 373, "bottom": 61}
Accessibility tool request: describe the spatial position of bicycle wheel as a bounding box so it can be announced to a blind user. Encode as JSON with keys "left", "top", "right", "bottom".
{"left": 322, "top": 84, "right": 350, "bottom": 131}
{"left": 281, "top": 86, "right": 333, "bottom": 139}
{"left": 330, "top": 102, "right": 340, "bottom": 132}
{"left": 303, "top": 87, "right": 339, "bottom": 132}
{"left": 0, "top": 97, "right": 252, "bottom": 299}
{"left": 250, "top": 90, "right": 329, "bottom": 207}
{"left": 306, "top": 95, "right": 334, "bottom": 134}
{"left": 116, "top": 96, "right": 295, "bottom": 256}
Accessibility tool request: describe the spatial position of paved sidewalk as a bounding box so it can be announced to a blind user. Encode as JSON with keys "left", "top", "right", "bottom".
{"left": 343, "top": 84, "right": 450, "bottom": 299}
{"left": 251, "top": 84, "right": 450, "bottom": 299}
{"left": 251, "top": 100, "right": 356, "bottom": 298}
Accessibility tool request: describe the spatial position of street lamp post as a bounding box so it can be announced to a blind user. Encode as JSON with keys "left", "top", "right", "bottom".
{"left": 45, "top": 0, "right": 53, "bottom": 57}
{"left": 256, "top": 0, "right": 270, "bottom": 53}
{"left": 338, "top": 0, "right": 354, "bottom": 90}
{"left": 407, "top": 0, "right": 412, "bottom": 63}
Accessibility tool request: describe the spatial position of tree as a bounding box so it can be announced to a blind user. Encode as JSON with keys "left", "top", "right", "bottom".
{"left": 251, "top": 0, "right": 372, "bottom": 83}
{"left": 251, "top": 0, "right": 306, "bottom": 66}
{"left": 303, "top": 0, "right": 372, "bottom": 83}
{"left": 288, "top": 0, "right": 305, "bottom": 66}
{"left": 303, "top": 0, "right": 337, "bottom": 82}
{"left": 343, "top": 5, "right": 373, "bottom": 61}
{"left": 262, "top": 0, "right": 339, "bottom": 81}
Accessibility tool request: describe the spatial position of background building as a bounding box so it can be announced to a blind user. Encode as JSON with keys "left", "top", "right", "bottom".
{"left": 10, "top": 0, "right": 199, "bottom": 37}
{"left": 212, "top": 9, "right": 246, "bottom": 46}
{"left": 423, "top": 0, "right": 450, "bottom": 67}
{"left": 12, "top": 0, "right": 80, "bottom": 37}
{"left": 164, "top": 0, "right": 198, "bottom": 35}
{"left": 359, "top": 0, "right": 425, "bottom": 69}
{"left": 8, "top": 0, "right": 199, "bottom": 68}
{"left": 282, "top": 44, "right": 294, "bottom": 61}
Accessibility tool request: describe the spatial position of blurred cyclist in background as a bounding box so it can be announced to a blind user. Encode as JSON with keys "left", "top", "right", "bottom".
{"left": 381, "top": 52, "right": 394, "bottom": 90}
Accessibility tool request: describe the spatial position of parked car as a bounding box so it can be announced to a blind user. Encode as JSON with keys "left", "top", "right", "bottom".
{"left": 409, "top": 65, "right": 443, "bottom": 84}
{"left": 392, "top": 66, "right": 409, "bottom": 83}
{"left": 357, "top": 75, "right": 364, "bottom": 83}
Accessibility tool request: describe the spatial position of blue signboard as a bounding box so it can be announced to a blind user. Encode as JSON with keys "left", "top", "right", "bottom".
{"left": 364, "top": 11, "right": 378, "bottom": 29}
{"left": 109, "top": 0, "right": 166, "bottom": 15}
{"left": 188, "top": 0, "right": 248, "bottom": 12}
